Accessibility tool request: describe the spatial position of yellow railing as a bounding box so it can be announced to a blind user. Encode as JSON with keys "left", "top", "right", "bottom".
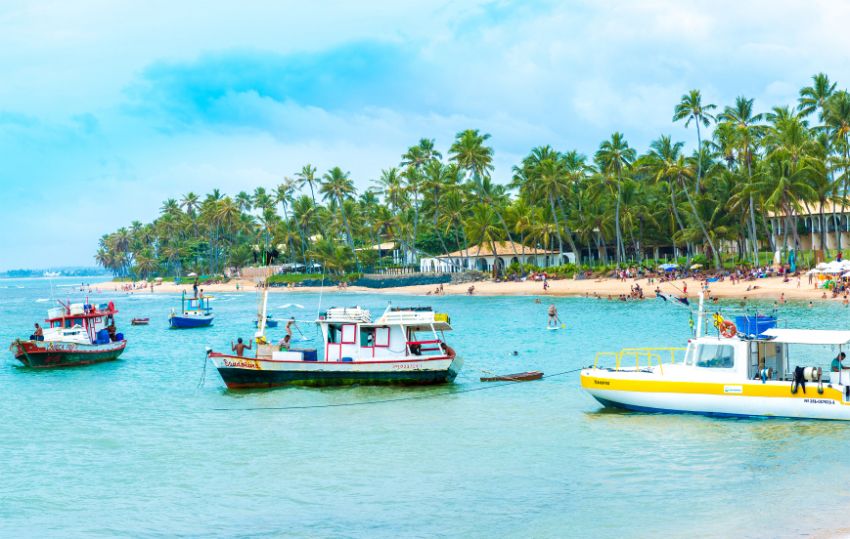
{"left": 593, "top": 347, "right": 686, "bottom": 374}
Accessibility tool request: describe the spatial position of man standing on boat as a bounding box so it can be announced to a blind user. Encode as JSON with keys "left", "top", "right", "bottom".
{"left": 832, "top": 352, "right": 849, "bottom": 372}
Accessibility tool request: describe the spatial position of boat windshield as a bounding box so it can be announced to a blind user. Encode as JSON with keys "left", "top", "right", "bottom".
{"left": 694, "top": 343, "right": 735, "bottom": 369}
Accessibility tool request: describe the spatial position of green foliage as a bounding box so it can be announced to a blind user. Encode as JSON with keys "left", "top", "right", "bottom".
{"left": 97, "top": 76, "right": 850, "bottom": 276}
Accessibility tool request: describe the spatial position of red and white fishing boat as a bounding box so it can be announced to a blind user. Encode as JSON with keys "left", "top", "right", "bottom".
{"left": 208, "top": 304, "right": 462, "bottom": 389}
{"left": 10, "top": 301, "right": 127, "bottom": 368}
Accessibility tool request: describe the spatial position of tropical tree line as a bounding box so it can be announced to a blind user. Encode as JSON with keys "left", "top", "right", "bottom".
{"left": 96, "top": 73, "right": 850, "bottom": 278}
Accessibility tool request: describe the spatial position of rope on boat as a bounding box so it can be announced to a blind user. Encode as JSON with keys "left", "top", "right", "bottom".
{"left": 212, "top": 367, "right": 587, "bottom": 412}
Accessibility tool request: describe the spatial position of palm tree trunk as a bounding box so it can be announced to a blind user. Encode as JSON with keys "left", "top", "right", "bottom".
{"left": 555, "top": 198, "right": 581, "bottom": 265}
{"left": 336, "top": 195, "right": 359, "bottom": 271}
{"left": 614, "top": 173, "right": 624, "bottom": 266}
{"left": 682, "top": 181, "right": 721, "bottom": 269}
{"left": 548, "top": 193, "right": 565, "bottom": 259}
{"left": 695, "top": 123, "right": 703, "bottom": 194}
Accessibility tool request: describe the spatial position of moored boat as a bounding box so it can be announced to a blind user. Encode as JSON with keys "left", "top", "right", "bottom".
{"left": 10, "top": 301, "right": 127, "bottom": 368}
{"left": 253, "top": 314, "right": 279, "bottom": 328}
{"left": 208, "top": 305, "right": 463, "bottom": 389}
{"left": 481, "top": 371, "right": 543, "bottom": 382}
{"left": 581, "top": 294, "right": 850, "bottom": 420}
{"left": 169, "top": 291, "right": 214, "bottom": 329}
{"left": 131, "top": 318, "right": 150, "bottom": 326}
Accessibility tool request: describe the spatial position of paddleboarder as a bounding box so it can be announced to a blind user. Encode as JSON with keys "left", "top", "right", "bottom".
{"left": 547, "top": 304, "right": 560, "bottom": 328}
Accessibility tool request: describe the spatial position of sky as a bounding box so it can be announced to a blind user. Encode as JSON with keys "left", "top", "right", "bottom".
{"left": 1, "top": 0, "right": 849, "bottom": 269}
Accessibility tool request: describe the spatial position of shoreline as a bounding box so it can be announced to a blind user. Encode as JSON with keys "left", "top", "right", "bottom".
{"left": 90, "top": 275, "right": 840, "bottom": 302}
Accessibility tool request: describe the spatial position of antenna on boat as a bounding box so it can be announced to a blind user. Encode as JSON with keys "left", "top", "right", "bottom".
{"left": 695, "top": 292, "right": 705, "bottom": 338}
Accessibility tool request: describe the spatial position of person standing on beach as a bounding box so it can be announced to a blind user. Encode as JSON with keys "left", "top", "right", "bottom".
{"left": 682, "top": 281, "right": 687, "bottom": 294}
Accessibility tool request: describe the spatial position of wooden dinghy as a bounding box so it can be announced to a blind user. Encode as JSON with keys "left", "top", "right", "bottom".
{"left": 131, "top": 318, "right": 150, "bottom": 326}
{"left": 480, "top": 371, "right": 543, "bottom": 382}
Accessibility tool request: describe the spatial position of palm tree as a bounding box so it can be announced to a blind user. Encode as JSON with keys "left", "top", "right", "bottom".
{"left": 718, "top": 96, "right": 765, "bottom": 264}
{"left": 320, "top": 167, "right": 358, "bottom": 268}
{"left": 295, "top": 164, "right": 319, "bottom": 206}
{"left": 595, "top": 132, "right": 636, "bottom": 266}
{"left": 641, "top": 135, "right": 690, "bottom": 259}
{"left": 673, "top": 89, "right": 716, "bottom": 193}
{"left": 799, "top": 73, "right": 837, "bottom": 122}
{"left": 449, "top": 129, "right": 494, "bottom": 182}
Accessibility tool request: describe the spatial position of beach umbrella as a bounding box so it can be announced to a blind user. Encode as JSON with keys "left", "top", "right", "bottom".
{"left": 817, "top": 262, "right": 828, "bottom": 270}
{"left": 658, "top": 263, "right": 678, "bottom": 271}
{"left": 690, "top": 264, "right": 703, "bottom": 270}
{"left": 807, "top": 269, "right": 821, "bottom": 275}
{"left": 187, "top": 272, "right": 198, "bottom": 277}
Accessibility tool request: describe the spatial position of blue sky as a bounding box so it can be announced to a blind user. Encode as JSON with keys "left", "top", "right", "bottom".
{"left": 1, "top": 0, "right": 848, "bottom": 269}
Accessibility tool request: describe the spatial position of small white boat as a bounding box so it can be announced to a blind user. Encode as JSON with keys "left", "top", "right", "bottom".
{"left": 209, "top": 304, "right": 462, "bottom": 389}
{"left": 582, "top": 294, "right": 850, "bottom": 420}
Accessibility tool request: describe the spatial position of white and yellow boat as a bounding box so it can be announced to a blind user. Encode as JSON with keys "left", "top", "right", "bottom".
{"left": 581, "top": 296, "right": 850, "bottom": 420}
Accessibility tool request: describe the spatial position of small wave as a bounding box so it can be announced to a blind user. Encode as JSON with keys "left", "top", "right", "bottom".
{"left": 35, "top": 298, "right": 49, "bottom": 303}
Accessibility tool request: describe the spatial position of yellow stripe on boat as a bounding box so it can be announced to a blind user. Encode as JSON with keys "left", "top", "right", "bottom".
{"left": 581, "top": 373, "right": 847, "bottom": 402}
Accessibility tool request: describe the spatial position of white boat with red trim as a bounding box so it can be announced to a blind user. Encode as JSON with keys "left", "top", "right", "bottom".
{"left": 208, "top": 305, "right": 462, "bottom": 389}
{"left": 10, "top": 300, "right": 127, "bottom": 368}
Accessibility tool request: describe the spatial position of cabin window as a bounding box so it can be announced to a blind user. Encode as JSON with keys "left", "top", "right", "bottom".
{"left": 695, "top": 344, "right": 735, "bottom": 369}
{"left": 360, "top": 328, "right": 375, "bottom": 347}
{"left": 374, "top": 327, "right": 390, "bottom": 347}
{"left": 341, "top": 324, "right": 356, "bottom": 344}
{"left": 327, "top": 325, "right": 341, "bottom": 344}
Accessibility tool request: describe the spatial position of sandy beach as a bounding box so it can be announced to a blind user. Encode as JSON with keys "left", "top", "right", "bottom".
{"left": 91, "top": 274, "right": 839, "bottom": 302}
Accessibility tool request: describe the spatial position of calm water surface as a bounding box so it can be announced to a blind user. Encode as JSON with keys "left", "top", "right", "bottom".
{"left": 2, "top": 277, "right": 850, "bottom": 538}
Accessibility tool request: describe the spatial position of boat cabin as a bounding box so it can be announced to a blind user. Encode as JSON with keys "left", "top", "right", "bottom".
{"left": 319, "top": 306, "right": 451, "bottom": 362}
{"left": 42, "top": 301, "right": 119, "bottom": 345}
{"left": 683, "top": 329, "right": 850, "bottom": 385}
{"left": 254, "top": 305, "right": 453, "bottom": 363}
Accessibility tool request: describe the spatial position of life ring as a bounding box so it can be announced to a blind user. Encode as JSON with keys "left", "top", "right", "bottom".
{"left": 720, "top": 320, "right": 737, "bottom": 338}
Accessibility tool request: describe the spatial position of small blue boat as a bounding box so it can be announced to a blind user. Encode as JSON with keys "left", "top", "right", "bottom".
{"left": 169, "top": 291, "right": 214, "bottom": 329}
{"left": 254, "top": 314, "right": 279, "bottom": 328}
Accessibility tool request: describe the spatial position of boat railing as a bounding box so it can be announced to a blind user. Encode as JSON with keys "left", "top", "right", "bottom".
{"left": 594, "top": 347, "right": 687, "bottom": 374}
{"left": 406, "top": 339, "right": 444, "bottom": 356}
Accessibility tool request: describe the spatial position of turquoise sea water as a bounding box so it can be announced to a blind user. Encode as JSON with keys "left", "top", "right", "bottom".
{"left": 3, "top": 277, "right": 850, "bottom": 538}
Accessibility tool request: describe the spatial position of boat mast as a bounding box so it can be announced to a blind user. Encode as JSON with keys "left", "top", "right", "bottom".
{"left": 695, "top": 292, "right": 704, "bottom": 338}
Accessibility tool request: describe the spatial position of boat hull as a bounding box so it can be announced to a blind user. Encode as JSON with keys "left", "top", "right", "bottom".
{"left": 10, "top": 339, "right": 127, "bottom": 368}
{"left": 209, "top": 353, "right": 463, "bottom": 389}
{"left": 169, "top": 315, "right": 214, "bottom": 329}
{"left": 581, "top": 369, "right": 850, "bottom": 421}
{"left": 254, "top": 320, "right": 279, "bottom": 328}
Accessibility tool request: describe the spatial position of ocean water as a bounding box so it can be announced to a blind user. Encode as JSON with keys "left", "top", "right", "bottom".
{"left": 2, "top": 277, "right": 850, "bottom": 538}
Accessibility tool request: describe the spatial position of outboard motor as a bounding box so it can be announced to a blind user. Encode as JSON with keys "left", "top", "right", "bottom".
{"left": 791, "top": 366, "right": 806, "bottom": 394}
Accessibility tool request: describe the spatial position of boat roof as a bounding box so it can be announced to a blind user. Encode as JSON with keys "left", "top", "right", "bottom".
{"left": 760, "top": 328, "right": 850, "bottom": 345}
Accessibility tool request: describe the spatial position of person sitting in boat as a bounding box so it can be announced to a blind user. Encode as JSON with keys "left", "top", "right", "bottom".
{"left": 30, "top": 323, "right": 44, "bottom": 341}
{"left": 106, "top": 321, "right": 117, "bottom": 341}
{"left": 831, "top": 352, "right": 849, "bottom": 372}
{"left": 278, "top": 334, "right": 291, "bottom": 351}
{"left": 231, "top": 337, "right": 252, "bottom": 357}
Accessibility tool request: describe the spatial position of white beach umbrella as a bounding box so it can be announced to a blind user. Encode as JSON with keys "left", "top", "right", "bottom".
{"left": 817, "top": 262, "right": 829, "bottom": 270}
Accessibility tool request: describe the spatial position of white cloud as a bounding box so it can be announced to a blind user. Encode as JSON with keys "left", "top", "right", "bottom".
{"left": 1, "top": 0, "right": 850, "bottom": 267}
